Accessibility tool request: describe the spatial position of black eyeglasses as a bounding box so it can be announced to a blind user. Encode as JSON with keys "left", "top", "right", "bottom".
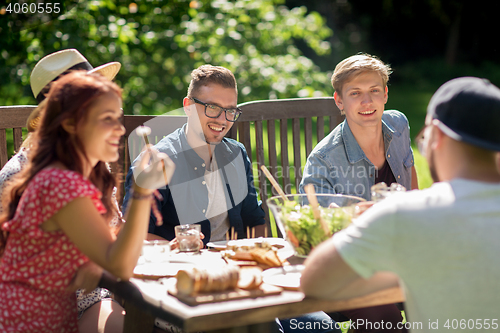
{"left": 191, "top": 97, "right": 242, "bottom": 122}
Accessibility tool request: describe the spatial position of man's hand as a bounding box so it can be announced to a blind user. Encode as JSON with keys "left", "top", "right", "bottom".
{"left": 66, "top": 261, "right": 103, "bottom": 295}
{"left": 354, "top": 201, "right": 375, "bottom": 218}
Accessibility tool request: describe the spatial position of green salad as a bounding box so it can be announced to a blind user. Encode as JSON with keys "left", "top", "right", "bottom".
{"left": 279, "top": 201, "right": 353, "bottom": 256}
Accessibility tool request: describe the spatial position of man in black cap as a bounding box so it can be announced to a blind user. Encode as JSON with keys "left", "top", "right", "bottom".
{"left": 300, "top": 77, "right": 500, "bottom": 330}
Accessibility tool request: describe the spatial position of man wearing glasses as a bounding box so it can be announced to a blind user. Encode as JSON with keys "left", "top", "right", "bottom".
{"left": 123, "top": 65, "right": 340, "bottom": 333}
{"left": 301, "top": 77, "right": 500, "bottom": 331}
{"left": 123, "top": 65, "right": 266, "bottom": 245}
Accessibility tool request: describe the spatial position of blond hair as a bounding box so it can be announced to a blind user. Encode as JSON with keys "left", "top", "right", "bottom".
{"left": 331, "top": 54, "right": 392, "bottom": 97}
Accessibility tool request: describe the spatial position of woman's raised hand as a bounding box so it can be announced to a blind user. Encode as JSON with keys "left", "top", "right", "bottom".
{"left": 134, "top": 145, "right": 175, "bottom": 193}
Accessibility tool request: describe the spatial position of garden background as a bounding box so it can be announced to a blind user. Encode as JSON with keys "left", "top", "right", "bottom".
{"left": 2, "top": 0, "right": 499, "bottom": 191}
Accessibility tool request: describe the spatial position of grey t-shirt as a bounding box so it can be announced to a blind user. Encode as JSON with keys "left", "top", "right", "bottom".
{"left": 332, "top": 179, "right": 500, "bottom": 331}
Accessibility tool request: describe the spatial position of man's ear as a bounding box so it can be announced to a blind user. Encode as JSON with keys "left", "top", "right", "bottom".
{"left": 333, "top": 91, "right": 343, "bottom": 111}
{"left": 429, "top": 122, "right": 446, "bottom": 150}
{"left": 183, "top": 97, "right": 194, "bottom": 116}
{"left": 61, "top": 118, "right": 77, "bottom": 134}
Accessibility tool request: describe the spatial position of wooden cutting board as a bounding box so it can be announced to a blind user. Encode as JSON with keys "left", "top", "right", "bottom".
{"left": 168, "top": 283, "right": 282, "bottom": 305}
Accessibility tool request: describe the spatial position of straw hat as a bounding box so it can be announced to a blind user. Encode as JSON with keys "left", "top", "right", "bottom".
{"left": 26, "top": 49, "right": 121, "bottom": 133}
{"left": 30, "top": 49, "right": 121, "bottom": 102}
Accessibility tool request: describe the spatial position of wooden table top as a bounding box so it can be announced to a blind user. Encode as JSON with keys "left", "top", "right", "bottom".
{"left": 102, "top": 247, "right": 405, "bottom": 332}
{"left": 132, "top": 277, "right": 404, "bottom": 332}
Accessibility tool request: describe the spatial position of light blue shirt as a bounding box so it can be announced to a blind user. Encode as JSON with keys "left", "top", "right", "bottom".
{"left": 299, "top": 110, "right": 414, "bottom": 200}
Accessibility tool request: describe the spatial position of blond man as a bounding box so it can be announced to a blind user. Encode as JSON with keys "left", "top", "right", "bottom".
{"left": 300, "top": 54, "right": 417, "bottom": 332}
{"left": 300, "top": 53, "right": 418, "bottom": 200}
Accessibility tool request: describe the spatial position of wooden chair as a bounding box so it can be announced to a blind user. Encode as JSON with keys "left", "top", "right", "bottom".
{"left": 0, "top": 106, "right": 187, "bottom": 177}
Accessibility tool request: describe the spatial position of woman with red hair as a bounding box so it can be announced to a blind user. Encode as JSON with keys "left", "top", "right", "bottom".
{"left": 0, "top": 71, "right": 173, "bottom": 332}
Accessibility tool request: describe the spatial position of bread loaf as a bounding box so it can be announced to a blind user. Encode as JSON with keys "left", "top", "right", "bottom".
{"left": 176, "top": 266, "right": 240, "bottom": 296}
{"left": 237, "top": 267, "right": 263, "bottom": 290}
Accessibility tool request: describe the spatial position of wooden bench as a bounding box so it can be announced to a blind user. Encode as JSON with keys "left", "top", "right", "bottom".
{"left": 0, "top": 106, "right": 33, "bottom": 168}
{"left": 0, "top": 98, "right": 344, "bottom": 234}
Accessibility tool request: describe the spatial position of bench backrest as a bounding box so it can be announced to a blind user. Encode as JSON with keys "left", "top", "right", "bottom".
{"left": 0, "top": 106, "right": 34, "bottom": 168}
{"left": 115, "top": 98, "right": 345, "bottom": 234}
{"left": 1, "top": 98, "right": 344, "bottom": 235}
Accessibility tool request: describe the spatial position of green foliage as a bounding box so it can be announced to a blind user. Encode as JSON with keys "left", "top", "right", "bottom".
{"left": 0, "top": 0, "right": 333, "bottom": 114}
{"left": 413, "top": 148, "right": 432, "bottom": 190}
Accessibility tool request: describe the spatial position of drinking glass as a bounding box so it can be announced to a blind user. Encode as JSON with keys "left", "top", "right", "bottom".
{"left": 371, "top": 182, "right": 406, "bottom": 201}
{"left": 174, "top": 224, "right": 202, "bottom": 253}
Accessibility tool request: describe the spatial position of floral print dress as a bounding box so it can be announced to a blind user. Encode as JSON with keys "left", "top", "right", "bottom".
{"left": 0, "top": 168, "right": 106, "bottom": 332}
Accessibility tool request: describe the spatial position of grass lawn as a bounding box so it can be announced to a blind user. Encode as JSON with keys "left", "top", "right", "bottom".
{"left": 385, "top": 83, "right": 435, "bottom": 189}
{"left": 338, "top": 311, "right": 407, "bottom": 333}
{"left": 413, "top": 148, "right": 433, "bottom": 189}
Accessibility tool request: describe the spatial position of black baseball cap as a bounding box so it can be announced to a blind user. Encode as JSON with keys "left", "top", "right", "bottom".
{"left": 427, "top": 76, "right": 500, "bottom": 151}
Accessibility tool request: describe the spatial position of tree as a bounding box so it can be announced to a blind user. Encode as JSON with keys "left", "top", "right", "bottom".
{"left": 287, "top": 0, "right": 500, "bottom": 69}
{"left": 0, "top": 0, "right": 333, "bottom": 114}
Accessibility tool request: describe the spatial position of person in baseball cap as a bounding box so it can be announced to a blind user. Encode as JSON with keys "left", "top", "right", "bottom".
{"left": 425, "top": 76, "right": 500, "bottom": 152}
{"left": 417, "top": 76, "right": 500, "bottom": 182}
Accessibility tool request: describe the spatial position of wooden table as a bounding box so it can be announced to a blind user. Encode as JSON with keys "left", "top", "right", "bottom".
{"left": 100, "top": 251, "right": 405, "bottom": 333}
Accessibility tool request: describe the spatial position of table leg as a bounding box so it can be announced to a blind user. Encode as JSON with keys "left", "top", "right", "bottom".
{"left": 123, "top": 300, "right": 155, "bottom": 333}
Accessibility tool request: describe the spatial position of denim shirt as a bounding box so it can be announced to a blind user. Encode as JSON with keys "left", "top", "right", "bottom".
{"left": 299, "top": 110, "right": 414, "bottom": 201}
{"left": 122, "top": 124, "right": 265, "bottom": 244}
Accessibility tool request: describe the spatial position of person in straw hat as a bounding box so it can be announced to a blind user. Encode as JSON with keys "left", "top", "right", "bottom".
{"left": 1, "top": 49, "right": 121, "bottom": 196}
{"left": 0, "top": 49, "right": 124, "bottom": 333}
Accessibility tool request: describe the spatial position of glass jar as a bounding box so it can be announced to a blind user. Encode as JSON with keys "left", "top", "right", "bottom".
{"left": 371, "top": 182, "right": 406, "bottom": 202}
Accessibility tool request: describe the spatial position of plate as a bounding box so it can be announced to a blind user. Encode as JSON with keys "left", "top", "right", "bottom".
{"left": 262, "top": 265, "right": 304, "bottom": 290}
{"left": 207, "top": 237, "right": 294, "bottom": 259}
{"left": 169, "top": 250, "right": 227, "bottom": 266}
{"left": 133, "top": 262, "right": 195, "bottom": 279}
